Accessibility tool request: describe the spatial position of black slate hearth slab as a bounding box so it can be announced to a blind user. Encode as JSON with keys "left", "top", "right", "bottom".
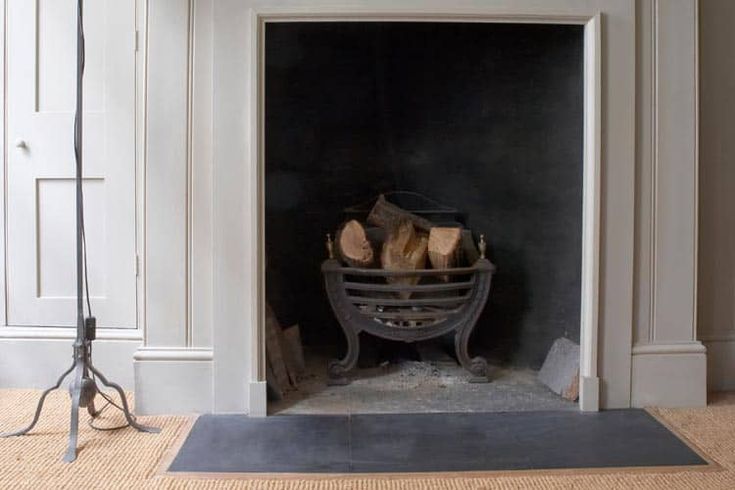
{"left": 349, "top": 410, "right": 705, "bottom": 473}
{"left": 167, "top": 410, "right": 707, "bottom": 474}
{"left": 168, "top": 414, "right": 350, "bottom": 473}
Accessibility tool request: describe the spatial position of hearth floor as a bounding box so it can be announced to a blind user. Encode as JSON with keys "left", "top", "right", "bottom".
{"left": 168, "top": 410, "right": 707, "bottom": 474}
{"left": 269, "top": 350, "right": 576, "bottom": 415}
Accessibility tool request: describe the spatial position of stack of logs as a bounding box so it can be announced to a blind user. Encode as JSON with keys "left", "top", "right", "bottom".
{"left": 335, "top": 194, "right": 464, "bottom": 292}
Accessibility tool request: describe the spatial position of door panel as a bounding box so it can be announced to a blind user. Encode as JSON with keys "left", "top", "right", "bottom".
{"left": 6, "top": 0, "right": 137, "bottom": 328}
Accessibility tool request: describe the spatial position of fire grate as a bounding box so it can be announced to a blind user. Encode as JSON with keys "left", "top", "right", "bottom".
{"left": 321, "top": 192, "right": 495, "bottom": 385}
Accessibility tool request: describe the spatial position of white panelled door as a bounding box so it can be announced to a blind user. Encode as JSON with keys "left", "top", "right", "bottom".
{"left": 6, "top": 1, "right": 137, "bottom": 328}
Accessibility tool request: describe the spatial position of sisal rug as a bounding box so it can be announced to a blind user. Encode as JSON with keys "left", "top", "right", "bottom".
{"left": 1, "top": 389, "right": 734, "bottom": 489}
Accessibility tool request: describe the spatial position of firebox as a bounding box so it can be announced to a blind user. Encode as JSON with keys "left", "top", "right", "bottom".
{"left": 264, "top": 21, "right": 584, "bottom": 414}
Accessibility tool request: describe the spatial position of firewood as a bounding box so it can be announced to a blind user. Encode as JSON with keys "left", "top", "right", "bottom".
{"left": 280, "top": 324, "right": 305, "bottom": 379}
{"left": 428, "top": 227, "right": 462, "bottom": 280}
{"left": 381, "top": 220, "right": 429, "bottom": 299}
{"left": 460, "top": 229, "right": 480, "bottom": 265}
{"left": 265, "top": 302, "right": 291, "bottom": 394}
{"left": 336, "top": 219, "right": 374, "bottom": 268}
{"left": 367, "top": 194, "right": 434, "bottom": 232}
{"left": 266, "top": 362, "right": 283, "bottom": 400}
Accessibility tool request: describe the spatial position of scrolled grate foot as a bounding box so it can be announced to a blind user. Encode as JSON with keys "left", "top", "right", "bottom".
{"left": 468, "top": 356, "right": 490, "bottom": 383}
{"left": 327, "top": 361, "right": 352, "bottom": 386}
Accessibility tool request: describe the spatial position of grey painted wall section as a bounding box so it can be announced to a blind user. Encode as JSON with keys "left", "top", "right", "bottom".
{"left": 144, "top": 0, "right": 190, "bottom": 348}
{"left": 699, "top": 0, "right": 735, "bottom": 391}
{"left": 134, "top": 0, "right": 217, "bottom": 414}
{"left": 631, "top": 0, "right": 705, "bottom": 408}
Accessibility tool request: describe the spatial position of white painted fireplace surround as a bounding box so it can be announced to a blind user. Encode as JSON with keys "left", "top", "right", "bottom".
{"left": 0, "top": 0, "right": 705, "bottom": 415}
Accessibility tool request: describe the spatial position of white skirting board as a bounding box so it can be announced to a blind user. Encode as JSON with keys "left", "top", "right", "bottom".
{"left": 579, "top": 376, "right": 600, "bottom": 411}
{"left": 0, "top": 327, "right": 140, "bottom": 389}
{"left": 248, "top": 380, "right": 267, "bottom": 417}
{"left": 133, "top": 348, "right": 214, "bottom": 415}
{"left": 631, "top": 342, "right": 707, "bottom": 408}
{"left": 703, "top": 338, "right": 735, "bottom": 391}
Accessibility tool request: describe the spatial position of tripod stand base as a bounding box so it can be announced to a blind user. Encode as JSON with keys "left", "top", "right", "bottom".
{"left": 1, "top": 348, "right": 160, "bottom": 463}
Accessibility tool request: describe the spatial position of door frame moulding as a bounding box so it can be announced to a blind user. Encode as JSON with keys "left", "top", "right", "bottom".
{"left": 135, "top": 0, "right": 148, "bottom": 342}
{"left": 1, "top": 0, "right": 7, "bottom": 327}
{"left": 0, "top": 0, "right": 145, "bottom": 358}
{"left": 245, "top": 7, "right": 602, "bottom": 414}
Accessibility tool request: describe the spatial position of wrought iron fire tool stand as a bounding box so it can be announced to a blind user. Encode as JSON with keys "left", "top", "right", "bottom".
{"left": 0, "top": 0, "right": 159, "bottom": 462}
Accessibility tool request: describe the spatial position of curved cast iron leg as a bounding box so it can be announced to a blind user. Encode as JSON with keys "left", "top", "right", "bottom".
{"left": 455, "top": 328, "right": 489, "bottom": 383}
{"left": 328, "top": 328, "right": 360, "bottom": 386}
{"left": 63, "top": 362, "right": 85, "bottom": 463}
{"left": 87, "top": 363, "right": 160, "bottom": 434}
{"left": 0, "top": 361, "right": 76, "bottom": 438}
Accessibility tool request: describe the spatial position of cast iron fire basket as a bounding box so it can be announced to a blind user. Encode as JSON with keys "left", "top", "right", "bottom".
{"left": 322, "top": 231, "right": 495, "bottom": 385}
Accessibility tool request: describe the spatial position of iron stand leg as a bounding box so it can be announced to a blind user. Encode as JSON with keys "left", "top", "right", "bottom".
{"left": 63, "top": 361, "right": 85, "bottom": 463}
{"left": 88, "top": 363, "right": 160, "bottom": 434}
{"left": 0, "top": 361, "right": 76, "bottom": 438}
{"left": 1, "top": 0, "right": 160, "bottom": 463}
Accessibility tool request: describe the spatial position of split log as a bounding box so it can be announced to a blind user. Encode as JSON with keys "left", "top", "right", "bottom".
{"left": 460, "top": 229, "right": 480, "bottom": 265}
{"left": 265, "top": 302, "right": 291, "bottom": 395}
{"left": 336, "top": 219, "right": 374, "bottom": 268}
{"left": 367, "top": 194, "right": 434, "bottom": 233}
{"left": 381, "top": 220, "right": 429, "bottom": 299}
{"left": 265, "top": 362, "right": 283, "bottom": 400}
{"left": 280, "top": 324, "right": 305, "bottom": 379}
{"left": 428, "top": 227, "right": 462, "bottom": 280}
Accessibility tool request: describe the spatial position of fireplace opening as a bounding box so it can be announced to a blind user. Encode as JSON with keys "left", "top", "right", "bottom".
{"left": 264, "top": 21, "right": 584, "bottom": 414}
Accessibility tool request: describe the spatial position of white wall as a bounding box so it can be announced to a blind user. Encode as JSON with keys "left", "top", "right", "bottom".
{"left": 698, "top": 0, "right": 735, "bottom": 392}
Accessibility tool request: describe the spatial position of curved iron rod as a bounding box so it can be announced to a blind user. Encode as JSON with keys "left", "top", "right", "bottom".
{"left": 0, "top": 361, "right": 76, "bottom": 438}
{"left": 87, "top": 363, "right": 160, "bottom": 434}
{"left": 63, "top": 362, "right": 86, "bottom": 463}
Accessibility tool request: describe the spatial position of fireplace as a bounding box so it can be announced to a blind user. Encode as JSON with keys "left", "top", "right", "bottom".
{"left": 129, "top": 1, "right": 704, "bottom": 417}
{"left": 263, "top": 20, "right": 593, "bottom": 414}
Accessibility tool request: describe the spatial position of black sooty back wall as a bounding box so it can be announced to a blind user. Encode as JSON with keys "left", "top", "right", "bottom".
{"left": 265, "top": 22, "right": 584, "bottom": 368}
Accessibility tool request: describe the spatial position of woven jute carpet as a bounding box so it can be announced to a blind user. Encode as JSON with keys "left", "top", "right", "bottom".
{"left": 1, "top": 389, "right": 734, "bottom": 489}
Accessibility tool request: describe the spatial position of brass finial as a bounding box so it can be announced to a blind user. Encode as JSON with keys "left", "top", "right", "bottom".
{"left": 326, "top": 233, "right": 335, "bottom": 259}
{"left": 479, "top": 233, "right": 486, "bottom": 259}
